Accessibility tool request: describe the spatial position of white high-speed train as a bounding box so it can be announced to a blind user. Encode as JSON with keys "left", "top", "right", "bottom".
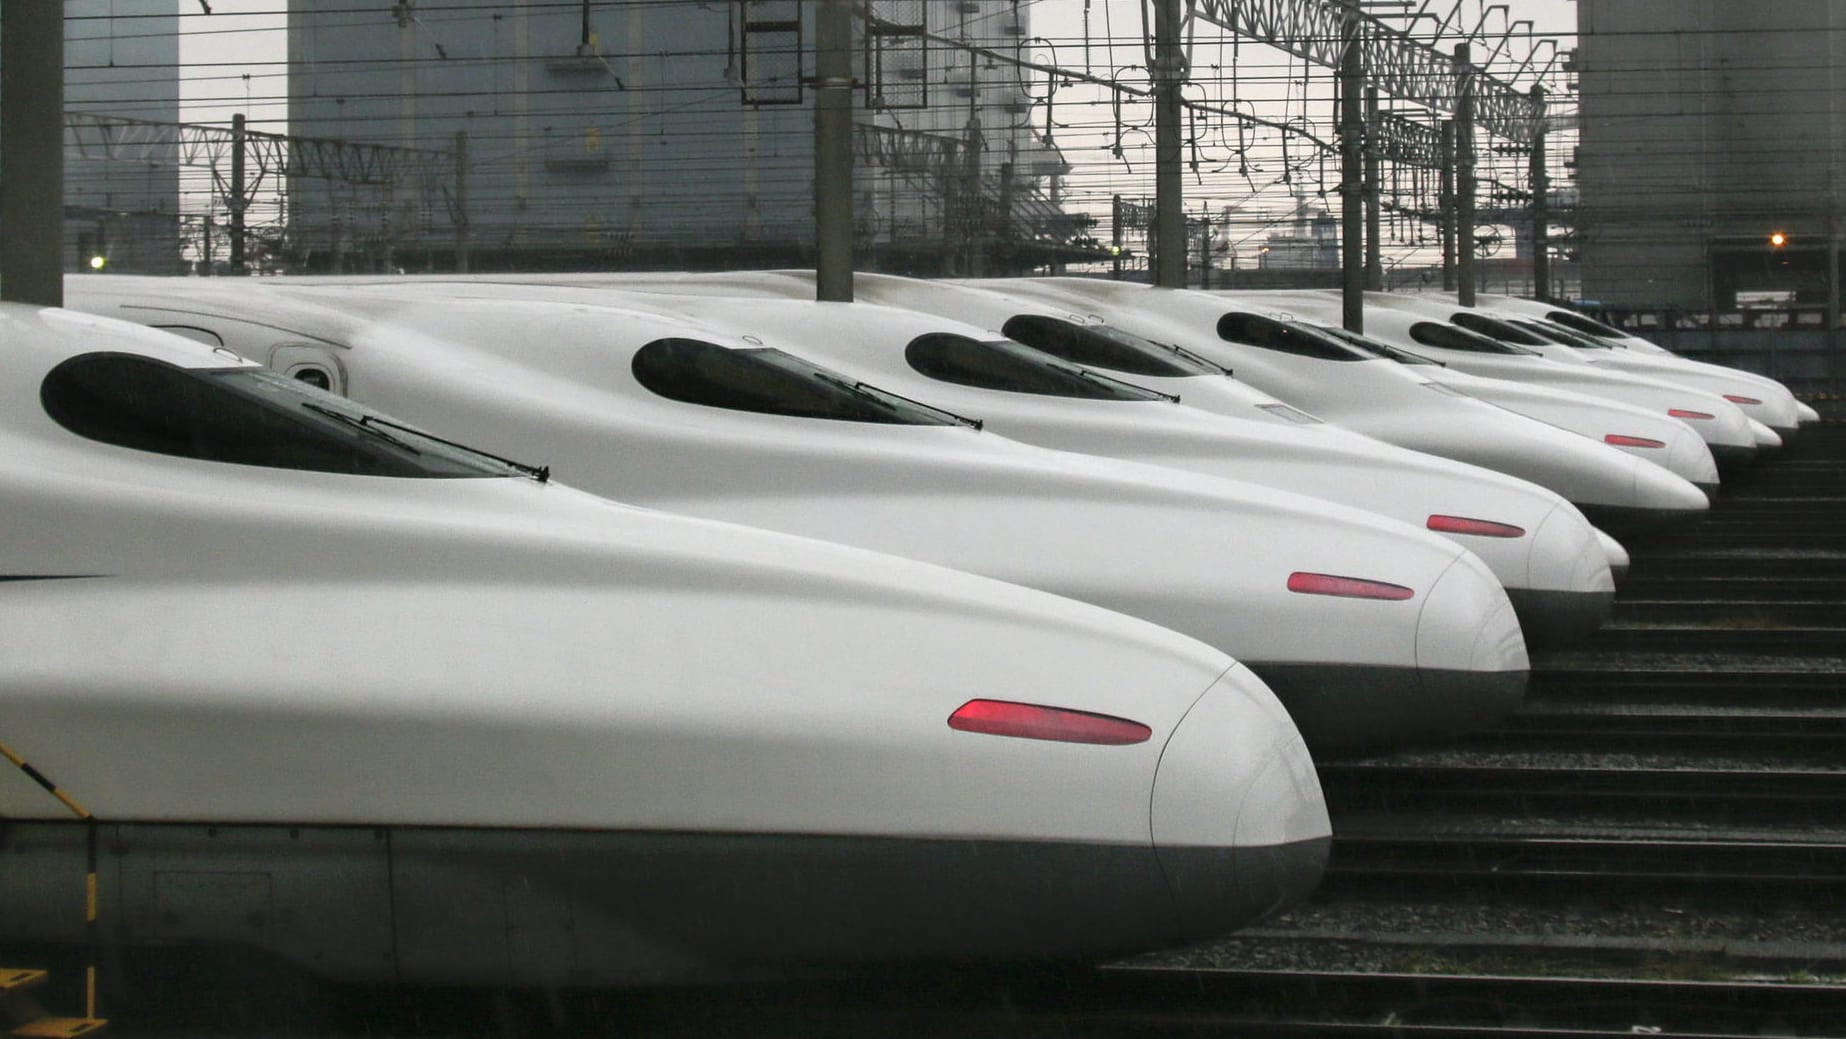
{"left": 1355, "top": 293, "right": 1773, "bottom": 461}
{"left": 514, "top": 269, "right": 1616, "bottom": 640}
{"left": 68, "top": 276, "right": 1529, "bottom": 752}
{"left": 1449, "top": 293, "right": 1819, "bottom": 431}
{"left": 1222, "top": 291, "right": 1724, "bottom": 493}
{"left": 0, "top": 302, "right": 1330, "bottom": 985}
{"left": 976, "top": 278, "right": 1711, "bottom": 535}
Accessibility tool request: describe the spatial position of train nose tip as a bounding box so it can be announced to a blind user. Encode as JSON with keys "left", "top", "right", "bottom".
{"left": 1410, "top": 553, "right": 1529, "bottom": 736}
{"left": 1512, "top": 505, "right": 1615, "bottom": 647}
{"left": 1152, "top": 665, "right": 1330, "bottom": 938}
{"left": 1638, "top": 456, "right": 1716, "bottom": 513}
{"left": 1595, "top": 527, "right": 1631, "bottom": 582}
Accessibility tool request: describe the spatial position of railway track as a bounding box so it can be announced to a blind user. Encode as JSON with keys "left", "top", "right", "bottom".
{"left": 1183, "top": 420, "right": 1846, "bottom": 1036}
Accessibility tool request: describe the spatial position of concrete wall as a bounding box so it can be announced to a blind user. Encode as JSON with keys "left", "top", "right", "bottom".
{"left": 1577, "top": 0, "right": 1845, "bottom": 309}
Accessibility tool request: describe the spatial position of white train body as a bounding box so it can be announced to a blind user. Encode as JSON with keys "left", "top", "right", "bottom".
{"left": 1229, "top": 293, "right": 1722, "bottom": 492}
{"left": 1, "top": 303, "right": 1330, "bottom": 984}
{"left": 601, "top": 270, "right": 1613, "bottom": 643}
{"left": 67, "top": 276, "right": 1528, "bottom": 752}
{"left": 1459, "top": 294, "right": 1818, "bottom": 430}
{"left": 1354, "top": 293, "right": 1770, "bottom": 461}
{"left": 978, "top": 278, "right": 1710, "bottom": 535}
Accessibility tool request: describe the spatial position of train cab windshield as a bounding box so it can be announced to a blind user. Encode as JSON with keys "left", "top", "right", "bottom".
{"left": 1515, "top": 319, "right": 1615, "bottom": 350}
{"left": 1216, "top": 312, "right": 1373, "bottom": 362}
{"left": 1319, "top": 327, "right": 1443, "bottom": 366}
{"left": 999, "top": 315, "right": 1230, "bottom": 377}
{"left": 41, "top": 352, "right": 534, "bottom": 479}
{"left": 632, "top": 337, "right": 976, "bottom": 426}
{"left": 1450, "top": 312, "right": 1554, "bottom": 347}
{"left": 1544, "top": 310, "right": 1632, "bottom": 343}
{"left": 1409, "top": 321, "right": 1544, "bottom": 356}
{"left": 905, "top": 332, "right": 1177, "bottom": 402}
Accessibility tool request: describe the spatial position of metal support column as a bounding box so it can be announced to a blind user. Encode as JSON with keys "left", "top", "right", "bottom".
{"left": 454, "top": 130, "right": 471, "bottom": 273}
{"left": 1152, "top": 0, "right": 1186, "bottom": 288}
{"left": 2, "top": 0, "right": 65, "bottom": 305}
{"left": 230, "top": 113, "right": 248, "bottom": 274}
{"left": 1339, "top": 6, "right": 1365, "bottom": 331}
{"left": 1365, "top": 85, "right": 1382, "bottom": 292}
{"left": 814, "top": 0, "right": 853, "bottom": 302}
{"left": 1440, "top": 120, "right": 1456, "bottom": 292}
{"left": 1529, "top": 86, "right": 1549, "bottom": 302}
{"left": 1455, "top": 43, "right": 1477, "bottom": 306}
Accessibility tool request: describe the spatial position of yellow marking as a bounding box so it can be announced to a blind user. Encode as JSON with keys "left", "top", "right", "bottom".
{"left": 0, "top": 968, "right": 47, "bottom": 992}
{"left": 49, "top": 788, "right": 92, "bottom": 821}
{"left": 85, "top": 874, "right": 97, "bottom": 922}
{"left": 84, "top": 967, "right": 96, "bottom": 1021}
{"left": 11, "top": 1017, "right": 107, "bottom": 1039}
{"left": 0, "top": 738, "right": 92, "bottom": 819}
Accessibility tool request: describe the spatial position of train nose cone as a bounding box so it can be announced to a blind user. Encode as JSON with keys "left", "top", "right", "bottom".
{"left": 1152, "top": 665, "right": 1330, "bottom": 939}
{"left": 1641, "top": 453, "right": 1717, "bottom": 511}
{"left": 1796, "top": 400, "right": 1822, "bottom": 425}
{"left": 1410, "top": 552, "right": 1528, "bottom": 738}
{"left": 1749, "top": 418, "right": 1783, "bottom": 452}
{"left": 1595, "top": 527, "right": 1631, "bottom": 582}
{"left": 1662, "top": 434, "right": 1720, "bottom": 494}
{"left": 1512, "top": 504, "right": 1615, "bottom": 647}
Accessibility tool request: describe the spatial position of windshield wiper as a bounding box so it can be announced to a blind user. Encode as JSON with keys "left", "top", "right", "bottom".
{"left": 811, "top": 370, "right": 984, "bottom": 430}
{"left": 1071, "top": 365, "right": 1180, "bottom": 403}
{"left": 302, "top": 402, "right": 550, "bottom": 482}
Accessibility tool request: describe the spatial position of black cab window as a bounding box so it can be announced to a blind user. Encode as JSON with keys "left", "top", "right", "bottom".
{"left": 1409, "top": 321, "right": 1542, "bottom": 356}
{"left": 41, "top": 352, "right": 529, "bottom": 478}
{"left": 1451, "top": 311, "right": 1553, "bottom": 346}
{"left": 632, "top": 337, "right": 969, "bottom": 426}
{"left": 905, "top": 333, "right": 1174, "bottom": 401}
{"left": 1216, "top": 312, "right": 1371, "bottom": 361}
{"left": 1000, "top": 315, "right": 1226, "bottom": 377}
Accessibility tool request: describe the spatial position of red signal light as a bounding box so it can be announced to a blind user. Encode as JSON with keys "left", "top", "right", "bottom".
{"left": 1427, "top": 515, "right": 1527, "bottom": 538}
{"left": 1605, "top": 434, "right": 1665, "bottom": 448}
{"left": 948, "top": 699, "right": 1152, "bottom": 745}
{"left": 1287, "top": 572, "right": 1415, "bottom": 601}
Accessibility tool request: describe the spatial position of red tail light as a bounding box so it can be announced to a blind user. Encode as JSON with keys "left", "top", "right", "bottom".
{"left": 948, "top": 699, "right": 1152, "bottom": 745}
{"left": 1428, "top": 515, "right": 1526, "bottom": 538}
{"left": 1605, "top": 434, "right": 1665, "bottom": 448}
{"left": 1668, "top": 409, "right": 1714, "bottom": 420}
{"left": 1287, "top": 572, "right": 1415, "bottom": 601}
{"left": 1724, "top": 394, "right": 1762, "bottom": 405}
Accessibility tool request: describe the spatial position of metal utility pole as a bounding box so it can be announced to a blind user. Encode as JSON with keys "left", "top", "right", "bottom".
{"left": 1528, "top": 85, "right": 1549, "bottom": 302}
{"left": 1152, "top": 0, "right": 1186, "bottom": 288}
{"left": 813, "top": 0, "right": 853, "bottom": 302}
{"left": 230, "top": 113, "right": 248, "bottom": 274}
{"left": 1455, "top": 43, "right": 1477, "bottom": 306}
{"left": 1440, "top": 120, "right": 1456, "bottom": 291}
{"left": 453, "top": 130, "right": 471, "bottom": 273}
{"left": 1339, "top": 6, "right": 1365, "bottom": 331}
{"left": 2, "top": 0, "right": 65, "bottom": 305}
{"left": 1364, "top": 84, "right": 1383, "bottom": 292}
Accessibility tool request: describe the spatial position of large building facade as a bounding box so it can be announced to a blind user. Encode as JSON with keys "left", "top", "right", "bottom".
{"left": 284, "top": 1, "right": 1084, "bottom": 272}
{"left": 1576, "top": 0, "right": 1846, "bottom": 313}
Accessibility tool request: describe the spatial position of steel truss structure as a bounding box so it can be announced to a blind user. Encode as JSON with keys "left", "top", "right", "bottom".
{"left": 1186, "top": 0, "right": 1544, "bottom": 143}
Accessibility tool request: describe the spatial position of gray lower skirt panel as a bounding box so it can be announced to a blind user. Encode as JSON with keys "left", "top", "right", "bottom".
{"left": 1506, "top": 587, "right": 1615, "bottom": 648}
{"left": 0, "top": 821, "right": 1324, "bottom": 987}
{"left": 1249, "top": 663, "right": 1527, "bottom": 756}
